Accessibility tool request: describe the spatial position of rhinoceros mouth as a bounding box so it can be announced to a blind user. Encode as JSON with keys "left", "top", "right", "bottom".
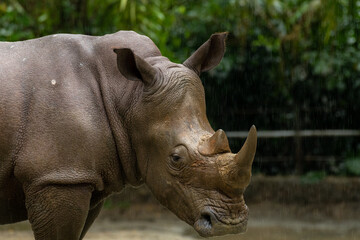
{"left": 193, "top": 207, "right": 248, "bottom": 237}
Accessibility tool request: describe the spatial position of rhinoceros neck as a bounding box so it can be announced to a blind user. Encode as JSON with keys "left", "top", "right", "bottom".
{"left": 94, "top": 31, "right": 161, "bottom": 187}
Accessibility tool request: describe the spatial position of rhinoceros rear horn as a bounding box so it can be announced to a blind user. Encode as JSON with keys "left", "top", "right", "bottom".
{"left": 198, "top": 129, "right": 231, "bottom": 156}
{"left": 183, "top": 32, "right": 228, "bottom": 75}
{"left": 113, "top": 48, "right": 157, "bottom": 86}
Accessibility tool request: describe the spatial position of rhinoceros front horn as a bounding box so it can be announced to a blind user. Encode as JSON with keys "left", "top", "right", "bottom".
{"left": 235, "top": 125, "right": 257, "bottom": 173}
{"left": 217, "top": 126, "right": 257, "bottom": 189}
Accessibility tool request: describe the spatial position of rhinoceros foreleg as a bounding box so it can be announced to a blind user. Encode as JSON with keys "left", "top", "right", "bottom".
{"left": 79, "top": 200, "right": 104, "bottom": 240}
{"left": 24, "top": 184, "right": 92, "bottom": 240}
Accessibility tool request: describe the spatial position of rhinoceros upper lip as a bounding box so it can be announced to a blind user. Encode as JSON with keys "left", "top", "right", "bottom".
{"left": 201, "top": 200, "right": 248, "bottom": 225}
{"left": 194, "top": 209, "right": 247, "bottom": 237}
{"left": 199, "top": 207, "right": 247, "bottom": 226}
{"left": 210, "top": 210, "right": 247, "bottom": 226}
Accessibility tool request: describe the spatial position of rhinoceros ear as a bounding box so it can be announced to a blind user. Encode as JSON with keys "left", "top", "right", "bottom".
{"left": 113, "top": 48, "right": 157, "bottom": 86}
{"left": 183, "top": 32, "right": 228, "bottom": 75}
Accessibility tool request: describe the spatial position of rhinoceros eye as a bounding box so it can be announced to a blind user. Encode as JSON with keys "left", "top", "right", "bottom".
{"left": 169, "top": 145, "right": 188, "bottom": 170}
{"left": 169, "top": 153, "right": 185, "bottom": 171}
{"left": 171, "top": 154, "right": 181, "bottom": 162}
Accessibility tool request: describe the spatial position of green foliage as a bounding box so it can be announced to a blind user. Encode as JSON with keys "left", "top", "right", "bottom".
{"left": 165, "top": 0, "right": 360, "bottom": 130}
{"left": 104, "top": 199, "right": 131, "bottom": 210}
{"left": 300, "top": 170, "right": 327, "bottom": 184}
{"left": 343, "top": 157, "right": 360, "bottom": 176}
{"left": 0, "top": 1, "right": 35, "bottom": 40}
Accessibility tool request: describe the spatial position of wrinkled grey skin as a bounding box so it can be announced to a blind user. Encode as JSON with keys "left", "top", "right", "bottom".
{"left": 0, "top": 31, "right": 257, "bottom": 239}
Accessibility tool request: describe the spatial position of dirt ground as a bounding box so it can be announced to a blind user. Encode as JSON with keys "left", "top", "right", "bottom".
{"left": 1, "top": 177, "right": 359, "bottom": 240}
{"left": 1, "top": 202, "right": 359, "bottom": 240}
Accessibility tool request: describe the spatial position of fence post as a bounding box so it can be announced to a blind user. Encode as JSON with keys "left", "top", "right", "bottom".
{"left": 294, "top": 130, "right": 303, "bottom": 175}
{"left": 294, "top": 108, "right": 303, "bottom": 175}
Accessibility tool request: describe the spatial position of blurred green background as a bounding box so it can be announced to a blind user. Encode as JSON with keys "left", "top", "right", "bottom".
{"left": 1, "top": 0, "right": 359, "bottom": 176}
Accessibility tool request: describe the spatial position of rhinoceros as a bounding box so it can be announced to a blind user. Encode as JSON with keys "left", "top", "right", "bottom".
{"left": 0, "top": 31, "right": 257, "bottom": 239}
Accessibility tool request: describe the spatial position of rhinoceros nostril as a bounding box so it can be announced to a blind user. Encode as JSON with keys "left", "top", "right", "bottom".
{"left": 194, "top": 212, "right": 214, "bottom": 237}
{"left": 201, "top": 213, "right": 212, "bottom": 228}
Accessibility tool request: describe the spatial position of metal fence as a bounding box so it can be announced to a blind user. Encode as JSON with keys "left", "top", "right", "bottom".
{"left": 226, "top": 129, "right": 360, "bottom": 174}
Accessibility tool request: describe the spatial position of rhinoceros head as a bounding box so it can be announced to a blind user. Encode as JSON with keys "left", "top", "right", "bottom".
{"left": 113, "top": 33, "right": 257, "bottom": 237}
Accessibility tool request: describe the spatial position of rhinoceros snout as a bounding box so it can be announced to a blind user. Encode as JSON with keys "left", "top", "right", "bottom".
{"left": 193, "top": 207, "right": 248, "bottom": 237}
